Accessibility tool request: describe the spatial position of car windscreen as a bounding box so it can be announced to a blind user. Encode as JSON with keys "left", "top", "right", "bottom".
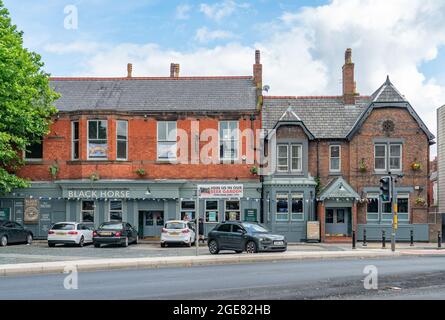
{"left": 165, "top": 222, "right": 186, "bottom": 229}
{"left": 52, "top": 223, "right": 75, "bottom": 230}
{"left": 99, "top": 223, "right": 123, "bottom": 230}
{"left": 242, "top": 223, "right": 269, "bottom": 233}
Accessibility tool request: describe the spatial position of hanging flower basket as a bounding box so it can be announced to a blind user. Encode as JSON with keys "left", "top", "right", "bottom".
{"left": 89, "top": 172, "right": 100, "bottom": 182}
{"left": 411, "top": 161, "right": 422, "bottom": 171}
{"left": 250, "top": 166, "right": 259, "bottom": 175}
{"left": 136, "top": 168, "right": 147, "bottom": 177}
{"left": 358, "top": 159, "right": 367, "bottom": 173}
{"left": 49, "top": 164, "right": 59, "bottom": 179}
{"left": 415, "top": 196, "right": 426, "bottom": 207}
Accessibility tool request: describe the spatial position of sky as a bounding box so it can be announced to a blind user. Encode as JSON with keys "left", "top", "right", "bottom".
{"left": 3, "top": 0, "right": 445, "bottom": 155}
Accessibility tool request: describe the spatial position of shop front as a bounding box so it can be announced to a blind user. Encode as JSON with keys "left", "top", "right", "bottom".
{"left": 0, "top": 180, "right": 262, "bottom": 239}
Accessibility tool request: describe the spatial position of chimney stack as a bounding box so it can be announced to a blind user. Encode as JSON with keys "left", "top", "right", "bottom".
{"left": 170, "top": 63, "right": 180, "bottom": 78}
{"left": 127, "top": 63, "right": 133, "bottom": 78}
{"left": 253, "top": 49, "right": 263, "bottom": 111}
{"left": 342, "top": 48, "right": 357, "bottom": 104}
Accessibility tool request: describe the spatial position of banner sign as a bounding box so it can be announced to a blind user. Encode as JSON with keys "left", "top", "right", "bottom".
{"left": 24, "top": 199, "right": 40, "bottom": 224}
{"left": 244, "top": 209, "right": 257, "bottom": 222}
{"left": 198, "top": 185, "right": 243, "bottom": 199}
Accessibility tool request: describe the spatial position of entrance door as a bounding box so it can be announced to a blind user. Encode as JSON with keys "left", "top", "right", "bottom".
{"left": 325, "top": 208, "right": 351, "bottom": 236}
{"left": 139, "top": 211, "right": 164, "bottom": 238}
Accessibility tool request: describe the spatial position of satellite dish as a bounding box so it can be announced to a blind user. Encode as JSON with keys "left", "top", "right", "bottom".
{"left": 262, "top": 85, "right": 270, "bottom": 92}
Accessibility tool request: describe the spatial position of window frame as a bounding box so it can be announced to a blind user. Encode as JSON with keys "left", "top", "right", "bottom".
{"left": 157, "top": 121, "right": 177, "bottom": 161}
{"left": 109, "top": 200, "right": 123, "bottom": 222}
{"left": 87, "top": 120, "right": 108, "bottom": 160}
{"left": 71, "top": 121, "right": 79, "bottom": 160}
{"left": 397, "top": 193, "right": 410, "bottom": 222}
{"left": 276, "top": 144, "right": 289, "bottom": 172}
{"left": 389, "top": 144, "right": 403, "bottom": 171}
{"left": 24, "top": 139, "right": 43, "bottom": 162}
{"left": 290, "top": 193, "right": 304, "bottom": 221}
{"left": 275, "top": 193, "right": 289, "bottom": 222}
{"left": 366, "top": 193, "right": 380, "bottom": 222}
{"left": 329, "top": 145, "right": 341, "bottom": 173}
{"left": 224, "top": 199, "right": 240, "bottom": 221}
{"left": 205, "top": 200, "right": 219, "bottom": 223}
{"left": 374, "top": 144, "right": 387, "bottom": 172}
{"left": 219, "top": 121, "right": 239, "bottom": 161}
{"left": 116, "top": 120, "right": 128, "bottom": 161}
{"left": 180, "top": 200, "right": 196, "bottom": 221}
{"left": 290, "top": 144, "right": 303, "bottom": 172}
{"left": 81, "top": 200, "right": 95, "bottom": 224}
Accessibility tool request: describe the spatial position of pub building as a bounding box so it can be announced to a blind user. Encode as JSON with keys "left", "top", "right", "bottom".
{"left": 0, "top": 49, "right": 438, "bottom": 242}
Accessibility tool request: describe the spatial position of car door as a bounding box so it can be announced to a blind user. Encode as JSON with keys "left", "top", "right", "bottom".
{"left": 13, "top": 222, "right": 27, "bottom": 243}
{"left": 4, "top": 222, "right": 18, "bottom": 243}
{"left": 215, "top": 224, "right": 232, "bottom": 249}
{"left": 229, "top": 224, "right": 246, "bottom": 249}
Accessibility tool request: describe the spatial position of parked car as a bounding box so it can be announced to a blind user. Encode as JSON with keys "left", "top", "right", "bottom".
{"left": 207, "top": 221, "right": 287, "bottom": 254}
{"left": 161, "top": 220, "right": 196, "bottom": 247}
{"left": 0, "top": 220, "right": 33, "bottom": 247}
{"left": 93, "top": 222, "right": 138, "bottom": 248}
{"left": 48, "top": 222, "right": 93, "bottom": 247}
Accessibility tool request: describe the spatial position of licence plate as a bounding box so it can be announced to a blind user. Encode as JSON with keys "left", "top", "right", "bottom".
{"left": 274, "top": 241, "right": 284, "bottom": 246}
{"left": 100, "top": 232, "right": 112, "bottom": 236}
{"left": 56, "top": 232, "right": 65, "bottom": 236}
{"left": 170, "top": 232, "right": 180, "bottom": 236}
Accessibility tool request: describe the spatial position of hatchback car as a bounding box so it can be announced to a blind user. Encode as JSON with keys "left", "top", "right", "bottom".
{"left": 93, "top": 222, "right": 138, "bottom": 248}
{"left": 48, "top": 222, "right": 94, "bottom": 247}
{"left": 160, "top": 220, "right": 196, "bottom": 247}
{"left": 207, "top": 221, "right": 287, "bottom": 254}
{"left": 0, "top": 220, "right": 33, "bottom": 247}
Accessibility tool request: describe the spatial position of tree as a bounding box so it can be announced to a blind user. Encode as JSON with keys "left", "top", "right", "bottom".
{"left": 0, "top": 0, "right": 59, "bottom": 194}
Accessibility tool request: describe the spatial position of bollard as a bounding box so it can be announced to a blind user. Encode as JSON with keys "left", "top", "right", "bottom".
{"left": 352, "top": 231, "right": 356, "bottom": 250}
{"left": 439, "top": 231, "right": 442, "bottom": 249}
{"left": 382, "top": 230, "right": 386, "bottom": 249}
{"left": 410, "top": 230, "right": 414, "bottom": 247}
{"left": 363, "top": 229, "right": 367, "bottom": 247}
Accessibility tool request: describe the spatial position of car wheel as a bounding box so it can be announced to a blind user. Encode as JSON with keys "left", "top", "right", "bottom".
{"left": 94, "top": 243, "right": 101, "bottom": 248}
{"left": 0, "top": 235, "right": 8, "bottom": 247}
{"left": 161, "top": 243, "right": 166, "bottom": 248}
{"left": 246, "top": 241, "right": 258, "bottom": 254}
{"left": 208, "top": 240, "right": 219, "bottom": 255}
{"left": 122, "top": 237, "right": 129, "bottom": 247}
{"left": 78, "top": 236, "right": 85, "bottom": 247}
{"left": 187, "top": 241, "right": 192, "bottom": 247}
{"left": 48, "top": 243, "right": 56, "bottom": 248}
{"left": 26, "top": 234, "right": 33, "bottom": 245}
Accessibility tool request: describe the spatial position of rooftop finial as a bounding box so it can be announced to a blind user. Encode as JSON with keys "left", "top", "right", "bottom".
{"left": 385, "top": 75, "right": 391, "bottom": 85}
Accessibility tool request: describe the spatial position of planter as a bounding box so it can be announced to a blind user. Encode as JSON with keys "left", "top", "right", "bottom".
{"left": 89, "top": 172, "right": 100, "bottom": 182}
{"left": 411, "top": 162, "right": 422, "bottom": 171}
{"left": 136, "top": 168, "right": 147, "bottom": 177}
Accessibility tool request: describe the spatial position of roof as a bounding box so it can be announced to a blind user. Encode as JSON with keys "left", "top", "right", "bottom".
{"left": 263, "top": 96, "right": 370, "bottom": 139}
{"left": 318, "top": 177, "right": 360, "bottom": 201}
{"left": 50, "top": 76, "right": 258, "bottom": 113}
{"left": 347, "top": 76, "right": 435, "bottom": 142}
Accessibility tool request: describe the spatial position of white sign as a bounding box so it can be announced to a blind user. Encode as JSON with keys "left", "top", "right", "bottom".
{"left": 198, "top": 185, "right": 243, "bottom": 199}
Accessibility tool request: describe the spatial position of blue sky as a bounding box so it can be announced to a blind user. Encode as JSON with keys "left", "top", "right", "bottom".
{"left": 3, "top": 0, "right": 445, "bottom": 152}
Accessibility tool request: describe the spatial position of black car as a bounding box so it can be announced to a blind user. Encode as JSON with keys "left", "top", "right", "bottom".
{"left": 207, "top": 221, "right": 287, "bottom": 254}
{"left": 0, "top": 220, "right": 33, "bottom": 247}
{"left": 93, "top": 222, "right": 138, "bottom": 248}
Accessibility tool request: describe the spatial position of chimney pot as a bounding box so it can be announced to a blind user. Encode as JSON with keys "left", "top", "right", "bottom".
{"left": 255, "top": 50, "right": 261, "bottom": 64}
{"left": 170, "top": 63, "right": 176, "bottom": 77}
{"left": 127, "top": 63, "right": 133, "bottom": 78}
{"left": 175, "top": 64, "right": 180, "bottom": 77}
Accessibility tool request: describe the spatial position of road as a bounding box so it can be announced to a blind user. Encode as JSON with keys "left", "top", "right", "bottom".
{"left": 2, "top": 256, "right": 445, "bottom": 299}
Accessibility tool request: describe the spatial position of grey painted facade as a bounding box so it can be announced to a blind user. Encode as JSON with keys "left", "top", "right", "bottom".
{"left": 0, "top": 180, "right": 261, "bottom": 239}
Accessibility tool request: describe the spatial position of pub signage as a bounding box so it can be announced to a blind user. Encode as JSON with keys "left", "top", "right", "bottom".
{"left": 198, "top": 185, "right": 243, "bottom": 199}
{"left": 66, "top": 190, "right": 131, "bottom": 199}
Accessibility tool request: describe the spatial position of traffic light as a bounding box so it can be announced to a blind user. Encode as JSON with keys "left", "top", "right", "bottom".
{"left": 379, "top": 176, "right": 392, "bottom": 203}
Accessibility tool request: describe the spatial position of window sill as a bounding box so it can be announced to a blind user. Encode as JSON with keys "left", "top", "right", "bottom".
{"left": 24, "top": 160, "right": 44, "bottom": 164}
{"left": 156, "top": 159, "right": 178, "bottom": 165}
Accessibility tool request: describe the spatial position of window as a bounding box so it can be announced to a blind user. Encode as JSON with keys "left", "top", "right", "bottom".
{"left": 433, "top": 181, "right": 438, "bottom": 206}
{"left": 81, "top": 201, "right": 95, "bottom": 223}
{"left": 397, "top": 194, "right": 409, "bottom": 222}
{"left": 277, "top": 145, "right": 289, "bottom": 172}
{"left": 389, "top": 144, "right": 402, "bottom": 171}
{"left": 374, "top": 144, "right": 387, "bottom": 171}
{"left": 291, "top": 194, "right": 304, "bottom": 221}
{"left": 366, "top": 194, "right": 379, "bottom": 221}
{"left": 25, "top": 140, "right": 43, "bottom": 160}
{"left": 157, "top": 121, "right": 177, "bottom": 161}
{"left": 326, "top": 209, "right": 334, "bottom": 224}
{"left": 72, "top": 121, "right": 79, "bottom": 160}
{"left": 225, "top": 200, "right": 240, "bottom": 221}
{"left": 336, "top": 209, "right": 345, "bottom": 223}
{"left": 217, "top": 224, "right": 231, "bottom": 232}
{"left": 291, "top": 145, "right": 302, "bottom": 172}
{"left": 109, "top": 201, "right": 123, "bottom": 222}
{"left": 329, "top": 145, "right": 341, "bottom": 172}
{"left": 181, "top": 200, "right": 195, "bottom": 221}
{"left": 116, "top": 120, "right": 128, "bottom": 161}
{"left": 232, "top": 224, "right": 245, "bottom": 233}
{"left": 205, "top": 200, "right": 219, "bottom": 223}
{"left": 276, "top": 194, "right": 289, "bottom": 221}
{"left": 219, "top": 121, "right": 239, "bottom": 160}
{"left": 88, "top": 120, "right": 108, "bottom": 160}
{"left": 374, "top": 143, "right": 403, "bottom": 172}
{"left": 382, "top": 201, "right": 392, "bottom": 222}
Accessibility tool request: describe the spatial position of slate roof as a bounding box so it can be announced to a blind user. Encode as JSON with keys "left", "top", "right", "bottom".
{"left": 50, "top": 77, "right": 258, "bottom": 112}
{"left": 371, "top": 76, "right": 406, "bottom": 103}
{"left": 263, "top": 96, "right": 370, "bottom": 139}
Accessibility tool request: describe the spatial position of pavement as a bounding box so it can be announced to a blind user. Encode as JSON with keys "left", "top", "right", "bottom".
{"left": 1, "top": 240, "right": 445, "bottom": 277}
{"left": 2, "top": 256, "right": 445, "bottom": 300}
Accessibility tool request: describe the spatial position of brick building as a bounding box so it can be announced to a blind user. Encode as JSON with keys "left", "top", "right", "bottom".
{"left": 0, "top": 49, "right": 437, "bottom": 242}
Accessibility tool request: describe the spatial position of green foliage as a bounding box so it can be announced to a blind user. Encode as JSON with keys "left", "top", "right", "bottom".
{"left": 136, "top": 168, "right": 146, "bottom": 176}
{"left": 49, "top": 164, "right": 59, "bottom": 179}
{"left": 0, "top": 1, "right": 59, "bottom": 194}
{"left": 315, "top": 176, "right": 321, "bottom": 195}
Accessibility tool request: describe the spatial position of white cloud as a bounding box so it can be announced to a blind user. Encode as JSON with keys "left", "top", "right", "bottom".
{"left": 175, "top": 4, "right": 192, "bottom": 20}
{"left": 200, "top": 0, "right": 249, "bottom": 22}
{"left": 56, "top": 0, "right": 445, "bottom": 154}
{"left": 194, "top": 27, "right": 235, "bottom": 43}
{"left": 43, "top": 41, "right": 102, "bottom": 54}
